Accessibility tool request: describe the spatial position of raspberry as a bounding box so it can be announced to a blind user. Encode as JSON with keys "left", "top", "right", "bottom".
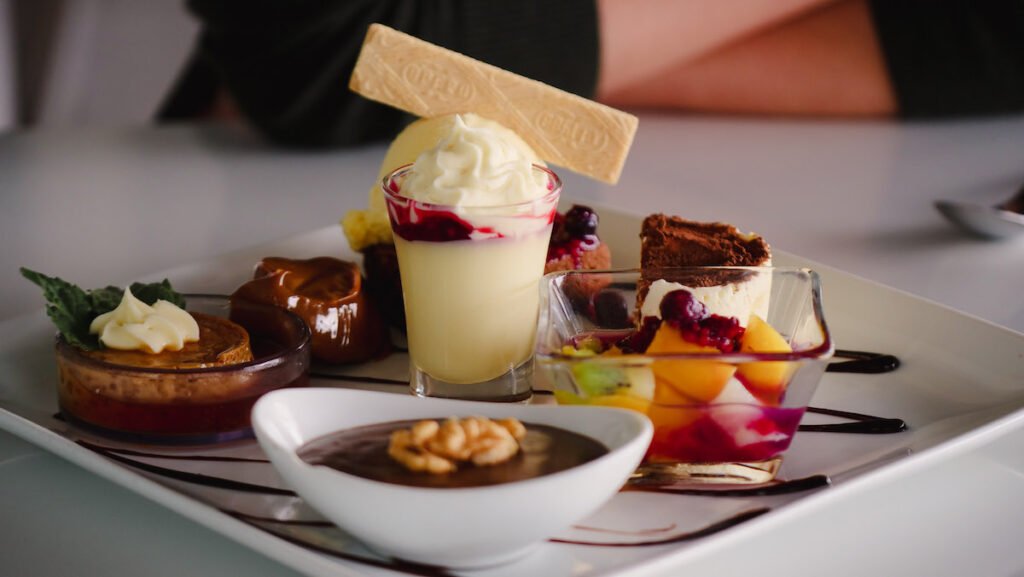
{"left": 659, "top": 290, "right": 708, "bottom": 325}
{"left": 679, "top": 314, "right": 745, "bottom": 353}
{"left": 617, "top": 316, "right": 661, "bottom": 353}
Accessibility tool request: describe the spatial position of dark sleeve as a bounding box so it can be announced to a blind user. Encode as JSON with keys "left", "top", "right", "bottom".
{"left": 166, "top": 1, "right": 599, "bottom": 148}
{"left": 868, "top": 0, "right": 1024, "bottom": 118}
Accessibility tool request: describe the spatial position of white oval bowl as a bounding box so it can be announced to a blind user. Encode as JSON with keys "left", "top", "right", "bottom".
{"left": 252, "top": 388, "right": 652, "bottom": 568}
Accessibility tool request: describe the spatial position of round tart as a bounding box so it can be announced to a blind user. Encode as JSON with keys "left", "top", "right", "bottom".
{"left": 56, "top": 296, "right": 311, "bottom": 444}
{"left": 81, "top": 312, "right": 253, "bottom": 369}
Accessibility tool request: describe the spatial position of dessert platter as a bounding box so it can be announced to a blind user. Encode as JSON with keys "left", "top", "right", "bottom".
{"left": 2, "top": 216, "right": 1024, "bottom": 577}
{"left": 2, "top": 23, "right": 1024, "bottom": 577}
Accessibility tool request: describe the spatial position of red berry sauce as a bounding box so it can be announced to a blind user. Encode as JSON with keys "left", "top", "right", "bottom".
{"left": 382, "top": 168, "right": 557, "bottom": 243}
{"left": 659, "top": 290, "right": 745, "bottom": 353}
{"left": 647, "top": 406, "right": 805, "bottom": 463}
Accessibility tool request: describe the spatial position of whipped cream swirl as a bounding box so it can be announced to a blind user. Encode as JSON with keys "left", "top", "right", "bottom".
{"left": 89, "top": 288, "right": 199, "bottom": 353}
{"left": 402, "top": 114, "right": 549, "bottom": 207}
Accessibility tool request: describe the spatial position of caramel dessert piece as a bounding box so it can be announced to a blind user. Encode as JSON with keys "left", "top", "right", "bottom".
{"left": 231, "top": 257, "right": 390, "bottom": 364}
{"left": 83, "top": 313, "right": 252, "bottom": 369}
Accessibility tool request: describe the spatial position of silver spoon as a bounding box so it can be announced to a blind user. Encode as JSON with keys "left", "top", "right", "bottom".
{"left": 935, "top": 183, "right": 1024, "bottom": 239}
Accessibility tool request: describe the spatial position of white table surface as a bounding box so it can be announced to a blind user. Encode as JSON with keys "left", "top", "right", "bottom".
{"left": 1, "top": 113, "right": 1023, "bottom": 576}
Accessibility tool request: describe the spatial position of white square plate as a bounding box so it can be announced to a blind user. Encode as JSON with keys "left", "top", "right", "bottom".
{"left": 1, "top": 209, "right": 1022, "bottom": 577}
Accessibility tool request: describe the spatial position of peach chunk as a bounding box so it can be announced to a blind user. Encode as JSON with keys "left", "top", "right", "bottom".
{"left": 647, "top": 324, "right": 736, "bottom": 403}
{"left": 646, "top": 404, "right": 702, "bottom": 442}
{"left": 736, "top": 315, "right": 796, "bottom": 405}
{"left": 589, "top": 391, "right": 652, "bottom": 413}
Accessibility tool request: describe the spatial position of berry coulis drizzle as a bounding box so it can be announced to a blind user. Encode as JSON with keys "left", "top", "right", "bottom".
{"left": 383, "top": 168, "right": 558, "bottom": 243}
{"left": 388, "top": 205, "right": 498, "bottom": 242}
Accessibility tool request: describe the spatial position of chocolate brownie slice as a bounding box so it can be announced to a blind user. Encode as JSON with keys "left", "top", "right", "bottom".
{"left": 639, "top": 214, "right": 771, "bottom": 297}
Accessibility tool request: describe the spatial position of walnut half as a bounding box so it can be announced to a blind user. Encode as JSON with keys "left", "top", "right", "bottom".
{"left": 388, "top": 417, "right": 527, "bottom": 474}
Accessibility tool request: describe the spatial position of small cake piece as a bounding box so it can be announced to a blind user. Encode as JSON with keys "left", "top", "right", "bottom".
{"left": 231, "top": 257, "right": 390, "bottom": 364}
{"left": 545, "top": 205, "right": 612, "bottom": 274}
{"left": 640, "top": 214, "right": 771, "bottom": 271}
{"left": 547, "top": 205, "right": 615, "bottom": 319}
{"left": 638, "top": 215, "right": 772, "bottom": 325}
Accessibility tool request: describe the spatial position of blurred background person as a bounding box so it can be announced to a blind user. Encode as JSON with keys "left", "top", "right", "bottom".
{"left": 158, "top": 0, "right": 1024, "bottom": 147}
{"left": 6, "top": 0, "right": 1022, "bottom": 137}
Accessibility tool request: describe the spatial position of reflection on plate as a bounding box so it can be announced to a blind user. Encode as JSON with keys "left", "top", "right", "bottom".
{"left": 1, "top": 214, "right": 1022, "bottom": 577}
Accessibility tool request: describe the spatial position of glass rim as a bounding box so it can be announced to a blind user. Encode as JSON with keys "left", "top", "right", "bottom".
{"left": 536, "top": 266, "right": 835, "bottom": 363}
{"left": 381, "top": 163, "right": 562, "bottom": 212}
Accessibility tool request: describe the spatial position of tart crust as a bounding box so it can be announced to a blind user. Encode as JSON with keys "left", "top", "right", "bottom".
{"left": 82, "top": 312, "right": 253, "bottom": 369}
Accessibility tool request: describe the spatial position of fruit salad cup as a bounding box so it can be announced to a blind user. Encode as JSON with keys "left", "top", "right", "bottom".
{"left": 535, "top": 267, "right": 834, "bottom": 484}
{"left": 383, "top": 165, "right": 561, "bottom": 402}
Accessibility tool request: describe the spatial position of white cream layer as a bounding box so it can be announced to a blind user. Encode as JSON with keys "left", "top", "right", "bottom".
{"left": 641, "top": 274, "right": 771, "bottom": 328}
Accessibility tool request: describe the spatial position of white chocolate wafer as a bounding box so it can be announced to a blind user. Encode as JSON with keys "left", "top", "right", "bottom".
{"left": 349, "top": 24, "right": 637, "bottom": 184}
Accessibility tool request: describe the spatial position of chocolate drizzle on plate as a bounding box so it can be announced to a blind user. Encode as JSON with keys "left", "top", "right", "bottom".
{"left": 230, "top": 513, "right": 458, "bottom": 577}
{"left": 76, "top": 440, "right": 296, "bottom": 496}
{"left": 829, "top": 349, "right": 901, "bottom": 374}
{"left": 801, "top": 406, "right": 907, "bottom": 434}
{"left": 627, "top": 474, "right": 831, "bottom": 497}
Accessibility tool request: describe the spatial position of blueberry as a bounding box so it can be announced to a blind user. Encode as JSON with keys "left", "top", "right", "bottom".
{"left": 564, "top": 205, "right": 599, "bottom": 238}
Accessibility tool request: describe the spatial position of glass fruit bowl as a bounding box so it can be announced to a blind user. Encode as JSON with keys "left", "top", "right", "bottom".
{"left": 55, "top": 295, "right": 312, "bottom": 444}
{"left": 535, "top": 267, "right": 834, "bottom": 484}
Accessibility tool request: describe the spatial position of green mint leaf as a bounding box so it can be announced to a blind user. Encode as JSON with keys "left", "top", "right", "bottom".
{"left": 129, "top": 279, "right": 186, "bottom": 309}
{"left": 20, "top": 269, "right": 187, "bottom": 350}
{"left": 19, "top": 268, "right": 100, "bottom": 350}
{"left": 89, "top": 286, "right": 125, "bottom": 316}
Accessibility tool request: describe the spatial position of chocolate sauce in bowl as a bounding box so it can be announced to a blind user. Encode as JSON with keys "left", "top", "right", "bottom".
{"left": 297, "top": 419, "right": 608, "bottom": 489}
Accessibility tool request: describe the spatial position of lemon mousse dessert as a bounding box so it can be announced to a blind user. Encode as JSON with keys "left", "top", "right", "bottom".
{"left": 381, "top": 114, "right": 560, "bottom": 401}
